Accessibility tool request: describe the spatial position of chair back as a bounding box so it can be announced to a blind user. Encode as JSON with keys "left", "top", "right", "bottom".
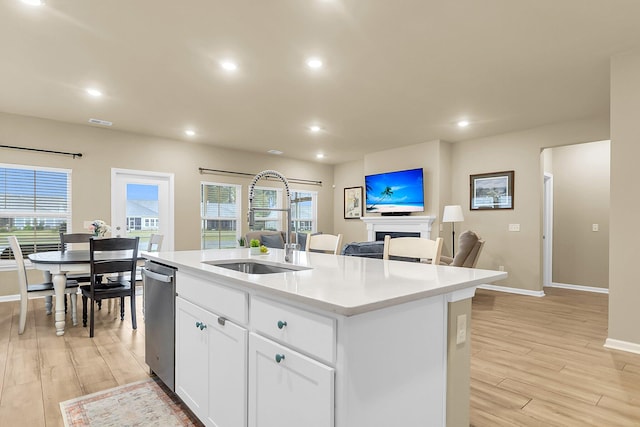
{"left": 147, "top": 234, "right": 164, "bottom": 251}
{"left": 89, "top": 237, "right": 139, "bottom": 283}
{"left": 60, "top": 232, "right": 93, "bottom": 252}
{"left": 383, "top": 235, "right": 443, "bottom": 265}
{"left": 305, "top": 233, "right": 343, "bottom": 255}
{"left": 7, "top": 236, "right": 28, "bottom": 300}
{"left": 451, "top": 230, "right": 484, "bottom": 268}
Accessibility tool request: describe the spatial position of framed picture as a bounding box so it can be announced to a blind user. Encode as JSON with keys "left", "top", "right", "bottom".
{"left": 470, "top": 171, "right": 514, "bottom": 210}
{"left": 344, "top": 186, "right": 363, "bottom": 219}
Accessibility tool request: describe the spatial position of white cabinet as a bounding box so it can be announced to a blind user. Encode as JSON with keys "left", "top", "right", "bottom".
{"left": 248, "top": 333, "right": 335, "bottom": 427}
{"left": 175, "top": 296, "right": 247, "bottom": 427}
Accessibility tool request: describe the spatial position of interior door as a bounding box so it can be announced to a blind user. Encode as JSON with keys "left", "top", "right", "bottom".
{"left": 111, "top": 168, "right": 174, "bottom": 251}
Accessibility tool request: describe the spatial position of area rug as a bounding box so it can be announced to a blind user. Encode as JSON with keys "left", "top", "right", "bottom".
{"left": 60, "top": 377, "right": 203, "bottom": 427}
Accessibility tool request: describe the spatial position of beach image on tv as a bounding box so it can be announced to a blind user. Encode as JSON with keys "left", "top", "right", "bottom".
{"left": 365, "top": 168, "right": 424, "bottom": 213}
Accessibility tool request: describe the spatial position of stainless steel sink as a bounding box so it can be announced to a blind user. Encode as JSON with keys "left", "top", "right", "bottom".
{"left": 203, "top": 260, "right": 311, "bottom": 274}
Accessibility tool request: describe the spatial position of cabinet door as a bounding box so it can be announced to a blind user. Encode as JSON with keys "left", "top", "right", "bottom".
{"left": 206, "top": 314, "right": 248, "bottom": 427}
{"left": 175, "top": 297, "right": 210, "bottom": 420}
{"left": 249, "top": 333, "right": 335, "bottom": 427}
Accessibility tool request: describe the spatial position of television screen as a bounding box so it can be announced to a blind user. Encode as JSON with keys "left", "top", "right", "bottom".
{"left": 365, "top": 168, "right": 424, "bottom": 214}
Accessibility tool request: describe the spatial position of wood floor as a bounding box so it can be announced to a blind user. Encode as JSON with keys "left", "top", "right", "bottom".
{"left": 471, "top": 287, "right": 640, "bottom": 426}
{"left": 0, "top": 295, "right": 149, "bottom": 426}
{"left": 0, "top": 287, "right": 639, "bottom": 426}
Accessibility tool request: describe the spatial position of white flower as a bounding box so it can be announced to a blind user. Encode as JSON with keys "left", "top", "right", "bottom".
{"left": 91, "top": 219, "right": 111, "bottom": 237}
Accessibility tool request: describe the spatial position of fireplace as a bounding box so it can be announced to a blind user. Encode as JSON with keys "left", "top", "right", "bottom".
{"left": 361, "top": 216, "right": 436, "bottom": 242}
{"left": 375, "top": 231, "right": 420, "bottom": 241}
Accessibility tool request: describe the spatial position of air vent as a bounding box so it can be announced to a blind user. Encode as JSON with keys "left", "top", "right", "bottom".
{"left": 88, "top": 118, "right": 113, "bottom": 126}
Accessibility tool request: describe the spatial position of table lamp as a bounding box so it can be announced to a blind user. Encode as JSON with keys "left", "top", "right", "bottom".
{"left": 442, "top": 205, "right": 464, "bottom": 255}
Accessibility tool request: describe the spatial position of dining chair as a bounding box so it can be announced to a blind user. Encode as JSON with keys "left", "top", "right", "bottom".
{"left": 8, "top": 236, "right": 79, "bottom": 335}
{"left": 305, "top": 233, "right": 343, "bottom": 255}
{"left": 81, "top": 236, "right": 139, "bottom": 337}
{"left": 382, "top": 235, "right": 443, "bottom": 265}
{"left": 60, "top": 232, "right": 94, "bottom": 283}
{"left": 146, "top": 233, "right": 164, "bottom": 252}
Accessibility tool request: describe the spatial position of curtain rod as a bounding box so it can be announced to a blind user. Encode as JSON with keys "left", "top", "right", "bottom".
{"left": 198, "top": 168, "right": 322, "bottom": 186}
{"left": 0, "top": 144, "right": 83, "bottom": 159}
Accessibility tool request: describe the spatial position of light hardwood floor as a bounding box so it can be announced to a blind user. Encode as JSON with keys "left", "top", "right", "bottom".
{"left": 471, "top": 287, "right": 640, "bottom": 426}
{"left": 1, "top": 287, "right": 639, "bottom": 426}
{"left": 0, "top": 295, "right": 149, "bottom": 426}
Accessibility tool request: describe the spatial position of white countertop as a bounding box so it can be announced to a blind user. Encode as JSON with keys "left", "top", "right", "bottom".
{"left": 144, "top": 248, "right": 507, "bottom": 316}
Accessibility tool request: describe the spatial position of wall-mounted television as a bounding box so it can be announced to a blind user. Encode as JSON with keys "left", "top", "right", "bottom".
{"left": 365, "top": 168, "right": 424, "bottom": 215}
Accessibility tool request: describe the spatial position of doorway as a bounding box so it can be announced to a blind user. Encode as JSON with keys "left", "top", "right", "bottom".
{"left": 543, "top": 172, "right": 553, "bottom": 287}
{"left": 111, "top": 169, "right": 175, "bottom": 251}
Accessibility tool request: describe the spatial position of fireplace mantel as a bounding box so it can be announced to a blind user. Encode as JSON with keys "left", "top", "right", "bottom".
{"left": 360, "top": 216, "right": 436, "bottom": 241}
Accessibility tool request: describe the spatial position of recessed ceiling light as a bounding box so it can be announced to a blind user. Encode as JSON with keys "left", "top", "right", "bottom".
{"left": 220, "top": 60, "right": 238, "bottom": 71}
{"left": 88, "top": 118, "right": 112, "bottom": 126}
{"left": 86, "top": 88, "right": 102, "bottom": 97}
{"left": 306, "top": 58, "right": 323, "bottom": 69}
{"left": 21, "top": 0, "right": 43, "bottom": 6}
{"left": 457, "top": 120, "right": 470, "bottom": 128}
{"left": 185, "top": 129, "right": 196, "bottom": 137}
{"left": 267, "top": 149, "right": 283, "bottom": 155}
{"left": 309, "top": 125, "right": 322, "bottom": 133}
{"left": 316, "top": 153, "right": 325, "bottom": 159}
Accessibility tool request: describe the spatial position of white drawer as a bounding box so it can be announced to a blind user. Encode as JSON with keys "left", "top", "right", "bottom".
{"left": 251, "top": 296, "right": 336, "bottom": 364}
{"left": 176, "top": 271, "right": 248, "bottom": 325}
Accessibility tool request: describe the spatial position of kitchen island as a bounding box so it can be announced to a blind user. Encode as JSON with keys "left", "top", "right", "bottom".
{"left": 145, "top": 248, "right": 506, "bottom": 427}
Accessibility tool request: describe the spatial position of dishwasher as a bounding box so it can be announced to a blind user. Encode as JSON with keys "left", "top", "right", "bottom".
{"left": 142, "top": 260, "right": 177, "bottom": 391}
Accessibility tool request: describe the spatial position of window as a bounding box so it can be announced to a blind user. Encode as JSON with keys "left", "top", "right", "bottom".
{"left": 0, "top": 164, "right": 72, "bottom": 261}
{"left": 251, "top": 186, "right": 283, "bottom": 231}
{"left": 291, "top": 190, "right": 317, "bottom": 234}
{"left": 201, "top": 182, "right": 241, "bottom": 249}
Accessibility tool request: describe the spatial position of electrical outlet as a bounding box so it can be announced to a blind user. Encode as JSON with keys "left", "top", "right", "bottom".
{"left": 508, "top": 224, "right": 520, "bottom": 232}
{"left": 439, "top": 223, "right": 444, "bottom": 232}
{"left": 592, "top": 224, "right": 599, "bottom": 232}
{"left": 456, "top": 314, "right": 467, "bottom": 344}
{"left": 498, "top": 265, "right": 505, "bottom": 271}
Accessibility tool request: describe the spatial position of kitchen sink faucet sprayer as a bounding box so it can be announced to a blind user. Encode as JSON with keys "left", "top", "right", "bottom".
{"left": 248, "top": 170, "right": 295, "bottom": 262}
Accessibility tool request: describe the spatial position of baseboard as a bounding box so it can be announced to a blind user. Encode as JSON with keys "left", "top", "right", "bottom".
{"left": 546, "top": 282, "right": 609, "bottom": 294}
{"left": 604, "top": 338, "right": 640, "bottom": 355}
{"left": 477, "top": 284, "right": 545, "bottom": 297}
{"left": 0, "top": 294, "right": 20, "bottom": 303}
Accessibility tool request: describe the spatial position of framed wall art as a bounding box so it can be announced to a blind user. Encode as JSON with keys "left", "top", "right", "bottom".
{"left": 344, "top": 186, "right": 363, "bottom": 219}
{"left": 470, "top": 170, "right": 514, "bottom": 210}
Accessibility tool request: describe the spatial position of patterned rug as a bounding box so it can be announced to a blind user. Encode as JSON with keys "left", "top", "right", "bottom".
{"left": 60, "top": 377, "right": 203, "bottom": 427}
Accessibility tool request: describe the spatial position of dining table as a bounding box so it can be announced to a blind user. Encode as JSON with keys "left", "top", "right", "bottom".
{"left": 28, "top": 249, "right": 143, "bottom": 336}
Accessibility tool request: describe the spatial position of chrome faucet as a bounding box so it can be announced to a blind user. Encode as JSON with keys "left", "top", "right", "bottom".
{"left": 248, "top": 170, "right": 294, "bottom": 262}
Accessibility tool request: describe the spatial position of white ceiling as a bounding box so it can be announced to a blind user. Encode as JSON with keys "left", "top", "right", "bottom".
{"left": 2, "top": 1, "right": 640, "bottom": 164}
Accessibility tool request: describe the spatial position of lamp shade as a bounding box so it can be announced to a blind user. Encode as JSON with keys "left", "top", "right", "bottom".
{"left": 442, "top": 205, "right": 464, "bottom": 223}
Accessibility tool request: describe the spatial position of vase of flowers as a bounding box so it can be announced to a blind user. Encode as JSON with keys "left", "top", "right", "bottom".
{"left": 90, "top": 220, "right": 111, "bottom": 237}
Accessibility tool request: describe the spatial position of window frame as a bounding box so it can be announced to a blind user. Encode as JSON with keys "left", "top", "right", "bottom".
{"left": 200, "top": 181, "right": 242, "bottom": 249}
{"left": 0, "top": 163, "right": 72, "bottom": 270}
{"left": 250, "top": 185, "right": 284, "bottom": 232}
{"left": 290, "top": 188, "right": 318, "bottom": 234}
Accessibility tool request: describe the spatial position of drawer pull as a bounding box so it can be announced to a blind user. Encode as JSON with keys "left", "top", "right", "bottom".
{"left": 275, "top": 353, "right": 285, "bottom": 363}
{"left": 195, "top": 321, "right": 207, "bottom": 330}
{"left": 277, "top": 320, "right": 287, "bottom": 329}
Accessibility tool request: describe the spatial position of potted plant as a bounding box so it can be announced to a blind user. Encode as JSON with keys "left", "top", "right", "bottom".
{"left": 238, "top": 237, "right": 246, "bottom": 247}
{"left": 249, "top": 239, "right": 261, "bottom": 254}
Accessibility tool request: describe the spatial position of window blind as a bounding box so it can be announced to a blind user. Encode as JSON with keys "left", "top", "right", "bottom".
{"left": 201, "top": 182, "right": 241, "bottom": 249}
{"left": 0, "top": 164, "right": 71, "bottom": 260}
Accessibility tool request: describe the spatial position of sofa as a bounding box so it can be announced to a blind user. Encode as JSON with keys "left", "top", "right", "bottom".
{"left": 245, "top": 230, "right": 287, "bottom": 249}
